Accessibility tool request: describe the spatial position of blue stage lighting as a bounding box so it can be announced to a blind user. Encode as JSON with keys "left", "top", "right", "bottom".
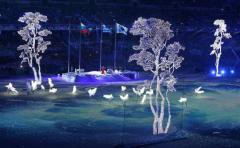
{"left": 211, "top": 70, "right": 216, "bottom": 75}
{"left": 221, "top": 70, "right": 225, "bottom": 75}
{"left": 230, "top": 70, "right": 235, "bottom": 74}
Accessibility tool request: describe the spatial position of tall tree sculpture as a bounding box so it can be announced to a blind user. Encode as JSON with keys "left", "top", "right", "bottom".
{"left": 17, "top": 12, "right": 52, "bottom": 84}
{"left": 129, "top": 17, "right": 185, "bottom": 134}
{"left": 210, "top": 19, "right": 231, "bottom": 77}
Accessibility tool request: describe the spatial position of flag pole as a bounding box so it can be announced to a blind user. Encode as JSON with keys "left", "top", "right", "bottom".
{"left": 114, "top": 23, "right": 117, "bottom": 70}
{"left": 79, "top": 18, "right": 82, "bottom": 72}
{"left": 99, "top": 23, "right": 103, "bottom": 71}
{"left": 67, "top": 19, "right": 71, "bottom": 73}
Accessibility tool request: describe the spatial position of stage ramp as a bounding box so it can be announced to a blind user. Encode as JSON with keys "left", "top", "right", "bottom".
{"left": 61, "top": 71, "right": 139, "bottom": 84}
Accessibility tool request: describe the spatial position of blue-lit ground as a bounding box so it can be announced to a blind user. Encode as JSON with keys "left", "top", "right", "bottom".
{"left": 0, "top": 74, "right": 240, "bottom": 148}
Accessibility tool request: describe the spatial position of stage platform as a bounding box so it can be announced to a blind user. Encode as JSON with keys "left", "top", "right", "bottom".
{"left": 61, "top": 71, "right": 140, "bottom": 84}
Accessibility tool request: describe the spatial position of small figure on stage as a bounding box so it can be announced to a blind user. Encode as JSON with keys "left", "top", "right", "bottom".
{"left": 101, "top": 66, "right": 106, "bottom": 75}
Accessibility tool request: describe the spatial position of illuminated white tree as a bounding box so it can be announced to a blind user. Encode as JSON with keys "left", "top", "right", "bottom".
{"left": 210, "top": 19, "right": 231, "bottom": 77}
{"left": 17, "top": 12, "right": 52, "bottom": 84}
{"left": 129, "top": 17, "right": 185, "bottom": 134}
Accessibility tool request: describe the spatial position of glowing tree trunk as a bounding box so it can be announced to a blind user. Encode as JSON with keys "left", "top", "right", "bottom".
{"left": 165, "top": 89, "right": 171, "bottom": 133}
{"left": 214, "top": 33, "right": 222, "bottom": 77}
{"left": 150, "top": 75, "right": 172, "bottom": 134}
{"left": 32, "top": 67, "right": 39, "bottom": 82}
{"left": 215, "top": 53, "right": 221, "bottom": 77}
{"left": 150, "top": 75, "right": 164, "bottom": 134}
{"left": 37, "top": 60, "right": 42, "bottom": 83}
{"left": 26, "top": 51, "right": 42, "bottom": 84}
{"left": 31, "top": 32, "right": 41, "bottom": 84}
{"left": 33, "top": 59, "right": 42, "bottom": 84}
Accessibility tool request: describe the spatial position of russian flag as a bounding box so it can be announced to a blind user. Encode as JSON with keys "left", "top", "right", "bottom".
{"left": 80, "top": 23, "right": 90, "bottom": 36}
{"left": 80, "top": 23, "right": 86, "bottom": 29}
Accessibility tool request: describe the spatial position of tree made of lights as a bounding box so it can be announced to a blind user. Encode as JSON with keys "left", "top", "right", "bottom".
{"left": 210, "top": 19, "right": 231, "bottom": 77}
{"left": 129, "top": 17, "right": 185, "bottom": 134}
{"left": 17, "top": 12, "right": 52, "bottom": 84}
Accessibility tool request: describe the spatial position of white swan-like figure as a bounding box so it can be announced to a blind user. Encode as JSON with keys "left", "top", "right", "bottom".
{"left": 132, "top": 87, "right": 145, "bottom": 96}
{"left": 103, "top": 94, "right": 114, "bottom": 100}
{"left": 49, "top": 88, "right": 57, "bottom": 93}
{"left": 88, "top": 88, "right": 97, "bottom": 97}
{"left": 121, "top": 86, "right": 127, "bottom": 92}
{"left": 120, "top": 94, "right": 129, "bottom": 101}
{"left": 31, "top": 80, "right": 38, "bottom": 91}
{"left": 48, "top": 78, "right": 54, "bottom": 88}
{"left": 194, "top": 86, "right": 205, "bottom": 94}
{"left": 5, "top": 83, "right": 19, "bottom": 95}
{"left": 140, "top": 89, "right": 154, "bottom": 105}
{"left": 146, "top": 89, "right": 154, "bottom": 95}
{"left": 72, "top": 85, "right": 77, "bottom": 95}
{"left": 178, "top": 97, "right": 187, "bottom": 103}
